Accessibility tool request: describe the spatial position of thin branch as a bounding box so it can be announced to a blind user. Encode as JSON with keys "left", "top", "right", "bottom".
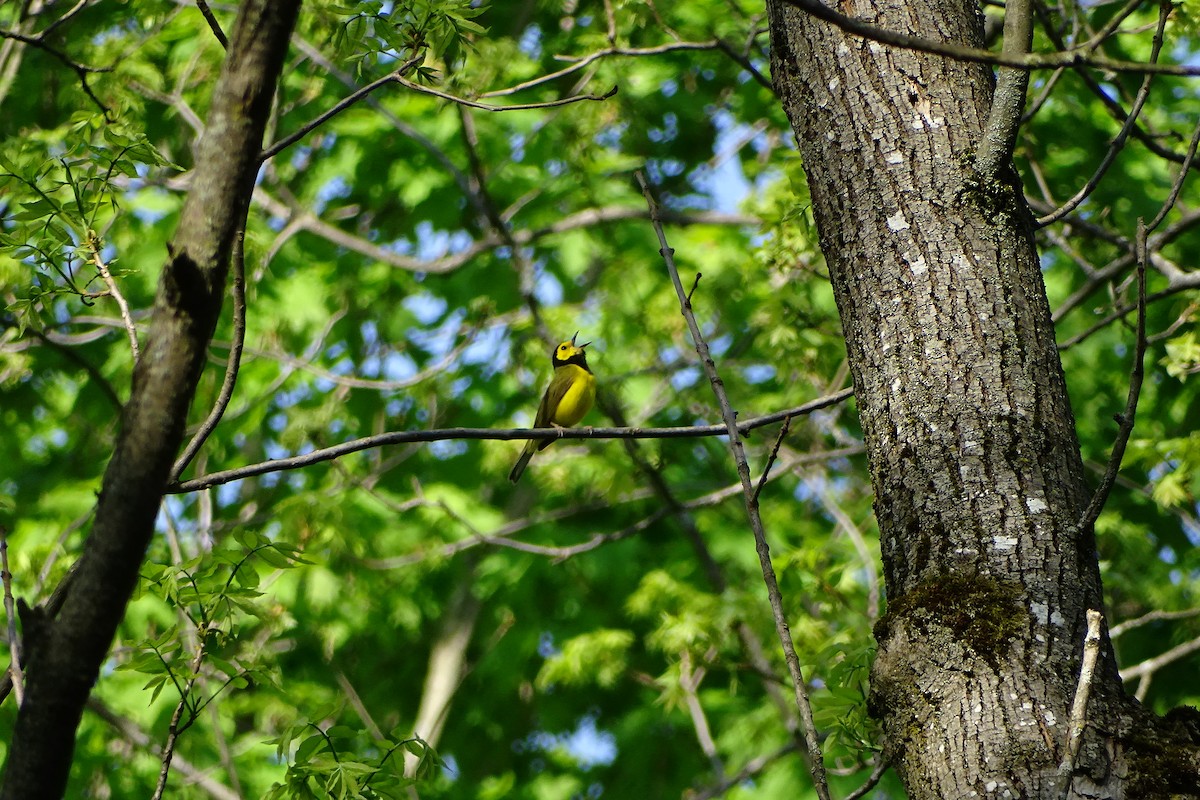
{"left": 172, "top": 230, "right": 247, "bottom": 481}
{"left": 290, "top": 36, "right": 477, "bottom": 202}
{"left": 1076, "top": 219, "right": 1146, "bottom": 533}
{"left": 231, "top": 315, "right": 484, "bottom": 392}
{"left": 393, "top": 75, "right": 617, "bottom": 113}
{"left": 808, "top": 475, "right": 881, "bottom": 621}
{"left": 152, "top": 638, "right": 208, "bottom": 800}
{"left": 1055, "top": 610, "right": 1104, "bottom": 796}
{"left": 1110, "top": 608, "right": 1200, "bottom": 639}
{"left": 1030, "top": 0, "right": 1190, "bottom": 166}
{"left": 38, "top": 0, "right": 93, "bottom": 39}
{"left": 454, "top": 105, "right": 545, "bottom": 332}
{"left": 0, "top": 27, "right": 111, "bottom": 115}
{"left": 0, "top": 529, "right": 22, "bottom": 706}
{"left": 1092, "top": 207, "right": 1200, "bottom": 278}
{"left": 636, "top": 170, "right": 830, "bottom": 800}
{"left": 86, "top": 232, "right": 139, "bottom": 363}
{"left": 481, "top": 40, "right": 729, "bottom": 98}
{"left": 87, "top": 698, "right": 239, "bottom": 800}
{"left": 1146, "top": 113, "right": 1200, "bottom": 234}
{"left": 596, "top": 392, "right": 802, "bottom": 733}
{"left": 690, "top": 743, "right": 802, "bottom": 800}
{"left": 680, "top": 650, "right": 725, "bottom": 778}
{"left": 364, "top": 445, "right": 863, "bottom": 569}
{"left": 168, "top": 391, "right": 853, "bottom": 494}
{"left": 1019, "top": 64, "right": 1066, "bottom": 125}
{"left": 0, "top": 544, "right": 84, "bottom": 710}
{"left": 780, "top": 0, "right": 1200, "bottom": 76}
{"left": 253, "top": 183, "right": 757, "bottom": 276}
{"left": 713, "top": 35, "right": 774, "bottom": 91}
{"left": 259, "top": 55, "right": 423, "bottom": 163}
{"left": 1036, "top": 2, "right": 1169, "bottom": 227}
{"left": 19, "top": 326, "right": 123, "bottom": 411}
{"left": 974, "top": 0, "right": 1033, "bottom": 181}
{"left": 845, "top": 759, "right": 890, "bottom": 800}
{"left": 753, "top": 415, "right": 792, "bottom": 502}
{"left": 195, "top": 0, "right": 229, "bottom": 49}
{"left": 1057, "top": 279, "right": 1200, "bottom": 351}
{"left": 1119, "top": 633, "right": 1200, "bottom": 681}
{"left": 337, "top": 671, "right": 384, "bottom": 741}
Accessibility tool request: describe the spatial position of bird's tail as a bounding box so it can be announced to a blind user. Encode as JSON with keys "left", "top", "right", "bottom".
{"left": 508, "top": 443, "right": 536, "bottom": 483}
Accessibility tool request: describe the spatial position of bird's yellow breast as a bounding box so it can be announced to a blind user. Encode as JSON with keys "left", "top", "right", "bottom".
{"left": 551, "top": 364, "right": 596, "bottom": 427}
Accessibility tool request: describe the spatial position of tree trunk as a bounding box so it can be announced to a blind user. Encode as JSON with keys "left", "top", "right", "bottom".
{"left": 1, "top": 2, "right": 301, "bottom": 796}
{"left": 766, "top": 0, "right": 1200, "bottom": 796}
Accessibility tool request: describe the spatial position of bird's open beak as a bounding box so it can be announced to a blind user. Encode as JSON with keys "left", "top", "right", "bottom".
{"left": 572, "top": 331, "right": 591, "bottom": 348}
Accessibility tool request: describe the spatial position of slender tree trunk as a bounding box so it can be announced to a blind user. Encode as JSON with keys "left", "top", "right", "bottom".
{"left": 766, "top": 0, "right": 1200, "bottom": 796}
{"left": 1, "top": 2, "right": 301, "bottom": 796}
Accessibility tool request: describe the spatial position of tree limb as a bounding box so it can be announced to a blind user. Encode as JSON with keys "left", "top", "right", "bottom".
{"left": 172, "top": 230, "right": 248, "bottom": 481}
{"left": 167, "top": 391, "right": 853, "bottom": 494}
{"left": 0, "top": 2, "right": 300, "bottom": 795}
{"left": 1077, "top": 219, "right": 1147, "bottom": 533}
{"left": 780, "top": 0, "right": 1200, "bottom": 76}
{"left": 974, "top": 0, "right": 1032, "bottom": 181}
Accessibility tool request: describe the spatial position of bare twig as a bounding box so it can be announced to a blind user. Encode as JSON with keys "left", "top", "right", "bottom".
{"left": 168, "top": 390, "right": 853, "bottom": 493}
{"left": 712, "top": 35, "right": 774, "bottom": 91}
{"left": 845, "top": 758, "right": 890, "bottom": 800}
{"left": 1036, "top": 2, "right": 1169, "bottom": 227}
{"left": 337, "top": 671, "right": 384, "bottom": 741}
{"left": 152, "top": 631, "right": 208, "bottom": 800}
{"left": 690, "top": 743, "right": 802, "bottom": 800}
{"left": 680, "top": 650, "right": 725, "bottom": 778}
{"left": 636, "top": 169, "right": 830, "bottom": 800}
{"left": 20, "top": 327, "right": 122, "bottom": 411}
{"left": 394, "top": 75, "right": 617, "bottom": 113}
{"left": 1056, "top": 609, "right": 1104, "bottom": 794}
{"left": 1077, "top": 219, "right": 1147, "bottom": 533}
{"left": 252, "top": 185, "right": 757, "bottom": 276}
{"left": 454, "top": 105, "right": 546, "bottom": 333}
{"left": 481, "top": 40, "right": 730, "bottom": 98}
{"left": 87, "top": 231, "right": 139, "bottom": 363}
{"left": 363, "top": 446, "right": 863, "bottom": 569}
{"left": 1029, "top": 0, "right": 1189, "bottom": 166}
{"left": 0, "top": 28, "right": 111, "bottom": 115}
{"left": 233, "top": 316, "right": 484, "bottom": 392}
{"left": 0, "top": 529, "right": 22, "bottom": 705}
{"left": 753, "top": 415, "right": 792, "bottom": 502}
{"left": 259, "top": 55, "right": 424, "bottom": 163}
{"left": 87, "top": 698, "right": 240, "bottom": 800}
{"left": 596, "top": 393, "right": 802, "bottom": 733}
{"left": 290, "top": 36, "right": 476, "bottom": 200}
{"left": 38, "top": 0, "right": 93, "bottom": 39}
{"left": 0, "top": 556, "right": 79, "bottom": 709}
{"left": 1119, "top": 634, "right": 1200, "bottom": 682}
{"left": 809, "top": 476, "right": 881, "bottom": 621}
{"left": 1146, "top": 113, "right": 1200, "bottom": 234}
{"left": 195, "top": 0, "right": 229, "bottom": 49}
{"left": 1056, "top": 271, "right": 1200, "bottom": 351}
{"left": 172, "top": 230, "right": 247, "bottom": 481}
{"left": 1110, "top": 608, "right": 1200, "bottom": 639}
{"left": 780, "top": 0, "right": 1200, "bottom": 76}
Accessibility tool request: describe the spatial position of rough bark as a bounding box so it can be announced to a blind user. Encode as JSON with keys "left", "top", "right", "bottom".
{"left": 766, "top": 0, "right": 1200, "bottom": 797}
{"left": 1, "top": 2, "right": 301, "bottom": 796}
